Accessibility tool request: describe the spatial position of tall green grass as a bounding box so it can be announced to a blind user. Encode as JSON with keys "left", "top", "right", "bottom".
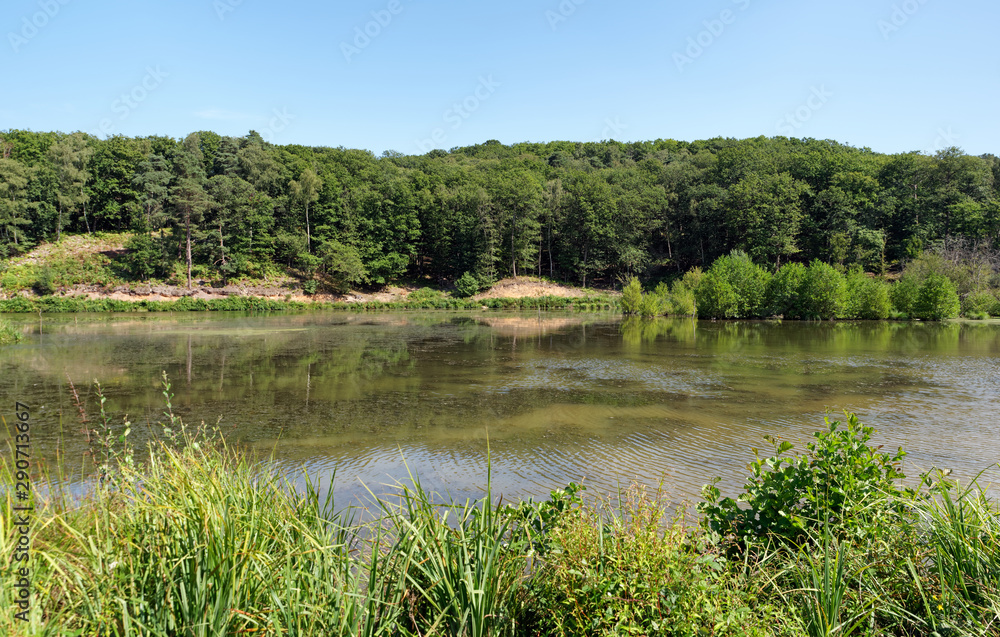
{"left": 0, "top": 319, "right": 22, "bottom": 345}
{"left": 2, "top": 399, "right": 999, "bottom": 636}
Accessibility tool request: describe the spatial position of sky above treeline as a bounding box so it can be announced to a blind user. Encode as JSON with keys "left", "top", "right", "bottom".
{"left": 4, "top": 0, "right": 998, "bottom": 156}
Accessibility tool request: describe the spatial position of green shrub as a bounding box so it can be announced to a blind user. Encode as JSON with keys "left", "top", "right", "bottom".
{"left": 845, "top": 269, "right": 892, "bottom": 320}
{"left": 961, "top": 290, "right": 996, "bottom": 317}
{"left": 669, "top": 280, "right": 697, "bottom": 316}
{"left": 454, "top": 271, "right": 481, "bottom": 298}
{"left": 912, "top": 273, "right": 960, "bottom": 321}
{"left": 891, "top": 276, "right": 920, "bottom": 315}
{"left": 524, "top": 484, "right": 773, "bottom": 637}
{"left": 696, "top": 251, "right": 771, "bottom": 319}
{"left": 620, "top": 276, "right": 643, "bottom": 315}
{"left": 637, "top": 291, "right": 665, "bottom": 317}
{"left": 766, "top": 262, "right": 807, "bottom": 318}
{"left": 799, "top": 260, "right": 847, "bottom": 319}
{"left": 696, "top": 271, "right": 740, "bottom": 318}
{"left": 32, "top": 266, "right": 56, "bottom": 296}
{"left": 699, "top": 412, "right": 909, "bottom": 552}
{"left": 680, "top": 266, "right": 704, "bottom": 291}
{"left": 123, "top": 233, "right": 161, "bottom": 280}
{"left": 301, "top": 279, "right": 319, "bottom": 295}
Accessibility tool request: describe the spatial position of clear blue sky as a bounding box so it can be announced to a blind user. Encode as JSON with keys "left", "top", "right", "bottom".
{"left": 4, "top": 0, "right": 998, "bottom": 156}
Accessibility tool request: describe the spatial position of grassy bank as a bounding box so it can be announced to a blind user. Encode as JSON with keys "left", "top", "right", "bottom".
{"left": 0, "top": 293, "right": 617, "bottom": 314}
{"left": 2, "top": 399, "right": 998, "bottom": 635}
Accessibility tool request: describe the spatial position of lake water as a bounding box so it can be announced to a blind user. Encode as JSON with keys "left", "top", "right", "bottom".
{"left": 2, "top": 312, "right": 999, "bottom": 506}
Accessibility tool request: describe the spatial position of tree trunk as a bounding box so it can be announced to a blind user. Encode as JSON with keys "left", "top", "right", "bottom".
{"left": 219, "top": 219, "right": 226, "bottom": 266}
{"left": 548, "top": 222, "right": 554, "bottom": 277}
{"left": 305, "top": 202, "right": 311, "bottom": 254}
{"left": 185, "top": 210, "right": 193, "bottom": 289}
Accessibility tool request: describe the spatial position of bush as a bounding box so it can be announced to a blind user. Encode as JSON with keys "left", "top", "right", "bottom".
{"left": 638, "top": 291, "right": 665, "bottom": 317}
{"left": 680, "top": 266, "right": 704, "bottom": 291}
{"left": 318, "top": 239, "right": 366, "bottom": 292}
{"left": 123, "top": 233, "right": 161, "bottom": 280}
{"left": 696, "top": 251, "right": 771, "bottom": 318}
{"left": 766, "top": 262, "right": 807, "bottom": 318}
{"left": 912, "top": 273, "right": 960, "bottom": 321}
{"left": 620, "top": 276, "right": 643, "bottom": 315}
{"left": 32, "top": 266, "right": 56, "bottom": 296}
{"left": 961, "top": 290, "right": 996, "bottom": 317}
{"left": 301, "top": 279, "right": 319, "bottom": 295}
{"left": 699, "top": 412, "right": 909, "bottom": 552}
{"left": 669, "top": 280, "right": 697, "bottom": 316}
{"left": 524, "top": 484, "right": 772, "bottom": 637}
{"left": 845, "top": 269, "right": 892, "bottom": 320}
{"left": 696, "top": 271, "right": 740, "bottom": 319}
{"left": 454, "top": 271, "right": 481, "bottom": 298}
{"left": 799, "top": 260, "right": 847, "bottom": 319}
{"left": 891, "top": 276, "right": 920, "bottom": 316}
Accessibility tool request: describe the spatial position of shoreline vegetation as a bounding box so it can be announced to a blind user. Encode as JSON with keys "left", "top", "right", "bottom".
{"left": 2, "top": 232, "right": 999, "bottom": 321}
{"left": 1, "top": 132, "right": 999, "bottom": 322}
{"left": 2, "top": 383, "right": 999, "bottom": 635}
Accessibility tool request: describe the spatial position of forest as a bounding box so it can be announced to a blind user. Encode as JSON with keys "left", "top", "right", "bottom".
{"left": 1, "top": 129, "right": 998, "bottom": 293}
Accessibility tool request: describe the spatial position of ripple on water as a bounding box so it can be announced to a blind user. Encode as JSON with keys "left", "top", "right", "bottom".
{"left": 488, "top": 359, "right": 726, "bottom": 397}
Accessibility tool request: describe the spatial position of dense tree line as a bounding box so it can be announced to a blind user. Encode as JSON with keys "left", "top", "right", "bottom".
{"left": 1, "top": 130, "right": 998, "bottom": 289}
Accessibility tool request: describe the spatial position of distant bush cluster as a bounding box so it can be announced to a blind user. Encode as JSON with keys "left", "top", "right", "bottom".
{"left": 622, "top": 239, "right": 1000, "bottom": 321}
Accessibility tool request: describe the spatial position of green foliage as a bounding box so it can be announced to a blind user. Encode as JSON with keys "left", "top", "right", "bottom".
{"left": 0, "top": 319, "right": 22, "bottom": 345}
{"left": 389, "top": 468, "right": 521, "bottom": 637}
{"left": 766, "top": 262, "right": 807, "bottom": 318}
{"left": 891, "top": 276, "right": 920, "bottom": 316}
{"left": 523, "top": 484, "right": 776, "bottom": 637}
{"left": 796, "top": 530, "right": 871, "bottom": 637}
{"left": 3, "top": 129, "right": 999, "bottom": 297}
{"left": 454, "top": 271, "right": 481, "bottom": 297}
{"left": 123, "top": 232, "right": 161, "bottom": 280}
{"left": 699, "top": 413, "right": 908, "bottom": 552}
{"left": 844, "top": 268, "right": 892, "bottom": 320}
{"left": 620, "top": 276, "right": 643, "bottom": 315}
{"left": 5, "top": 386, "right": 1000, "bottom": 636}
{"left": 32, "top": 265, "right": 56, "bottom": 295}
{"left": 960, "top": 290, "right": 996, "bottom": 317}
{"left": 696, "top": 270, "right": 741, "bottom": 318}
{"left": 318, "top": 239, "right": 366, "bottom": 293}
{"left": 301, "top": 278, "right": 319, "bottom": 295}
{"left": 668, "top": 279, "right": 697, "bottom": 316}
{"left": 913, "top": 273, "right": 960, "bottom": 320}
{"left": 503, "top": 482, "right": 586, "bottom": 558}
{"left": 909, "top": 472, "right": 1000, "bottom": 628}
{"left": 799, "top": 260, "right": 847, "bottom": 319}
{"left": 637, "top": 289, "right": 665, "bottom": 317}
{"left": 696, "top": 250, "right": 771, "bottom": 318}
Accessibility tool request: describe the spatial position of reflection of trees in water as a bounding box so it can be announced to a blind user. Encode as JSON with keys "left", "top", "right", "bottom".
{"left": 618, "top": 318, "right": 988, "bottom": 355}
{"left": 620, "top": 317, "right": 697, "bottom": 347}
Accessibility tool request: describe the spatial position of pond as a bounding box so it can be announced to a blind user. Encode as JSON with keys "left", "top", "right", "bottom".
{"left": 2, "top": 311, "right": 999, "bottom": 505}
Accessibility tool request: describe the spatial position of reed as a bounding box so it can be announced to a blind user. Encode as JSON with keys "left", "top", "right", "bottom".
{"left": 2, "top": 400, "right": 999, "bottom": 636}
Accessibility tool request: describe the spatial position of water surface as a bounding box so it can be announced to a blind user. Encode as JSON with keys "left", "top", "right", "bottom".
{"left": 2, "top": 312, "right": 999, "bottom": 504}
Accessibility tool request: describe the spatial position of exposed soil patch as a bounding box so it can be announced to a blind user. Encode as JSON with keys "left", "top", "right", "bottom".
{"left": 473, "top": 277, "right": 607, "bottom": 300}
{"left": 6, "top": 238, "right": 611, "bottom": 303}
